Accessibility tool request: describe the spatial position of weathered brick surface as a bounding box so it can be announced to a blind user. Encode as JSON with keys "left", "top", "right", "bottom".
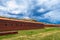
{"left": 0, "top": 19, "right": 44, "bottom": 31}
{"left": 44, "top": 24, "right": 60, "bottom": 27}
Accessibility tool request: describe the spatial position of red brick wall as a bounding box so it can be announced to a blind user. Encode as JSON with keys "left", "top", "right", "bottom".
{"left": 44, "top": 24, "right": 60, "bottom": 27}
{"left": 0, "top": 19, "right": 44, "bottom": 31}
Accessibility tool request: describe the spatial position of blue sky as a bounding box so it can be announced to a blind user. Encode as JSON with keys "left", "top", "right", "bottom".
{"left": 0, "top": 0, "right": 60, "bottom": 24}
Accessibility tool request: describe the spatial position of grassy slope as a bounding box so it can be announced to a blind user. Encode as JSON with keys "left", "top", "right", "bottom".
{"left": 0, "top": 27, "right": 60, "bottom": 40}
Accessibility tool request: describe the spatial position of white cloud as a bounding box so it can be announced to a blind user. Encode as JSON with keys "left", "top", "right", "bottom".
{"left": 0, "top": 6, "right": 7, "bottom": 11}
{"left": 36, "top": 0, "right": 60, "bottom": 11}
{"left": 0, "top": 0, "right": 30, "bottom": 14}
{"left": 43, "top": 10, "right": 60, "bottom": 23}
{"left": 23, "top": 16, "right": 31, "bottom": 19}
{"left": 0, "top": 0, "right": 34, "bottom": 19}
{"left": 37, "top": 8, "right": 45, "bottom": 13}
{"left": 6, "top": 0, "right": 18, "bottom": 9}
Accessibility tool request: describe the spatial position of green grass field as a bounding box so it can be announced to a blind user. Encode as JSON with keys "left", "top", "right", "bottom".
{"left": 0, "top": 27, "right": 60, "bottom": 40}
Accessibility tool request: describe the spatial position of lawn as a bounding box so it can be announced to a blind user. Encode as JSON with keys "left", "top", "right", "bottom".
{"left": 0, "top": 27, "right": 60, "bottom": 40}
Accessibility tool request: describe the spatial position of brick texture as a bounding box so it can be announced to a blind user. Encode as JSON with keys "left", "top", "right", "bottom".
{"left": 0, "top": 19, "right": 44, "bottom": 31}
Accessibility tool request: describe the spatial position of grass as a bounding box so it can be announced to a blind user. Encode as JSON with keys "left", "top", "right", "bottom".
{"left": 0, "top": 27, "right": 60, "bottom": 40}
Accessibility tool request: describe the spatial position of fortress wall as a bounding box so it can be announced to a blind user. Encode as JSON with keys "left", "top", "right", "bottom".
{"left": 0, "top": 19, "right": 44, "bottom": 31}
{"left": 44, "top": 24, "right": 60, "bottom": 27}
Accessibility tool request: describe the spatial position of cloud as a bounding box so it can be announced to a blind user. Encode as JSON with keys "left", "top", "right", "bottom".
{"left": 30, "top": 0, "right": 60, "bottom": 24}
{"left": 43, "top": 10, "right": 60, "bottom": 24}
{"left": 0, "top": 0, "right": 34, "bottom": 19}
{"left": 0, "top": 0, "right": 60, "bottom": 24}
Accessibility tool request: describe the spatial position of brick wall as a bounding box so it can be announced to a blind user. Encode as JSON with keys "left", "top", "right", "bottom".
{"left": 0, "top": 19, "right": 44, "bottom": 31}
{"left": 44, "top": 24, "right": 60, "bottom": 27}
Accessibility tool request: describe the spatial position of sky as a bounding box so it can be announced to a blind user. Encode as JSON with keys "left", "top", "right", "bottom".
{"left": 0, "top": 0, "right": 60, "bottom": 24}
